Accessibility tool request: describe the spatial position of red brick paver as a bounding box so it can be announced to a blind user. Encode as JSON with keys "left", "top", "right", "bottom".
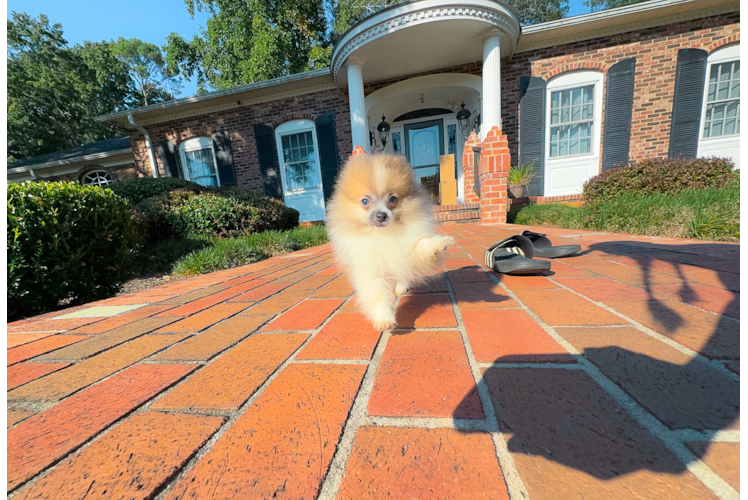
{"left": 6, "top": 226, "right": 740, "bottom": 499}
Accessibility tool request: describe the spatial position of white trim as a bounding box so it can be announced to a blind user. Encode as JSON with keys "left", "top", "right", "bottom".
{"left": 544, "top": 71, "right": 604, "bottom": 197}
{"left": 697, "top": 43, "right": 740, "bottom": 168}
{"left": 331, "top": 0, "right": 520, "bottom": 82}
{"left": 178, "top": 137, "right": 221, "bottom": 187}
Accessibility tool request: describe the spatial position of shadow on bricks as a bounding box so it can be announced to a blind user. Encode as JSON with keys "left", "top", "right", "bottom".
{"left": 454, "top": 240, "right": 739, "bottom": 482}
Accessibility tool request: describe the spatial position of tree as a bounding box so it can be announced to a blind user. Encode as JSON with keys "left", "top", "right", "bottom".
{"left": 510, "top": 0, "right": 569, "bottom": 25}
{"left": 7, "top": 13, "right": 130, "bottom": 161}
{"left": 583, "top": 0, "right": 649, "bottom": 12}
{"left": 110, "top": 37, "right": 181, "bottom": 106}
{"left": 165, "top": 0, "right": 330, "bottom": 91}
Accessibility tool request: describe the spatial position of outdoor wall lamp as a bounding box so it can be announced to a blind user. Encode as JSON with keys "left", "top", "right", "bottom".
{"left": 456, "top": 101, "right": 472, "bottom": 137}
{"left": 377, "top": 114, "right": 391, "bottom": 148}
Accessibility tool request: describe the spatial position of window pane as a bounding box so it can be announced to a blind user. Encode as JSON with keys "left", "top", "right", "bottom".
{"left": 571, "top": 105, "right": 581, "bottom": 122}
{"left": 551, "top": 92, "right": 560, "bottom": 109}
{"left": 569, "top": 124, "right": 580, "bottom": 140}
{"left": 551, "top": 110, "right": 559, "bottom": 124}
{"left": 708, "top": 83, "right": 717, "bottom": 102}
{"left": 724, "top": 118, "right": 737, "bottom": 136}
{"left": 561, "top": 90, "right": 570, "bottom": 107}
{"left": 559, "top": 140, "right": 568, "bottom": 156}
{"left": 559, "top": 125, "right": 569, "bottom": 141}
{"left": 572, "top": 88, "right": 582, "bottom": 105}
{"left": 583, "top": 85, "right": 594, "bottom": 103}
{"left": 709, "top": 65, "right": 719, "bottom": 84}
{"left": 561, "top": 107, "right": 570, "bottom": 123}
{"left": 730, "top": 80, "right": 740, "bottom": 99}
{"left": 712, "top": 120, "right": 724, "bottom": 136}
{"left": 582, "top": 104, "right": 593, "bottom": 120}
{"left": 550, "top": 142, "right": 558, "bottom": 157}
{"left": 734, "top": 61, "right": 740, "bottom": 79}
{"left": 447, "top": 124, "right": 457, "bottom": 156}
{"left": 580, "top": 138, "right": 591, "bottom": 154}
{"left": 569, "top": 139, "right": 579, "bottom": 155}
{"left": 282, "top": 136, "right": 290, "bottom": 150}
{"left": 719, "top": 63, "right": 731, "bottom": 81}
{"left": 725, "top": 101, "right": 738, "bottom": 118}
{"left": 550, "top": 127, "right": 559, "bottom": 142}
{"left": 579, "top": 122, "right": 590, "bottom": 138}
{"left": 717, "top": 82, "right": 730, "bottom": 100}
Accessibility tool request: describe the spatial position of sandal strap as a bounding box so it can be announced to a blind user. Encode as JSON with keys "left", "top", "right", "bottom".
{"left": 483, "top": 234, "right": 535, "bottom": 269}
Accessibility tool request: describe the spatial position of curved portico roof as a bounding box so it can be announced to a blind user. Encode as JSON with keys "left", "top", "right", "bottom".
{"left": 331, "top": 0, "right": 522, "bottom": 87}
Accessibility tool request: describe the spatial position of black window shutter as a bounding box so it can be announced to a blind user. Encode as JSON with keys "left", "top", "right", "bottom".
{"left": 157, "top": 140, "right": 180, "bottom": 178}
{"left": 315, "top": 112, "right": 340, "bottom": 201}
{"left": 253, "top": 123, "right": 283, "bottom": 200}
{"left": 602, "top": 58, "right": 637, "bottom": 171}
{"left": 669, "top": 48, "right": 708, "bottom": 159}
{"left": 212, "top": 130, "right": 237, "bottom": 187}
{"left": 519, "top": 76, "right": 547, "bottom": 196}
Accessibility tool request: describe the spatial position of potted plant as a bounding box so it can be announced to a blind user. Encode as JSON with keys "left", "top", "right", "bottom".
{"left": 507, "top": 164, "right": 535, "bottom": 198}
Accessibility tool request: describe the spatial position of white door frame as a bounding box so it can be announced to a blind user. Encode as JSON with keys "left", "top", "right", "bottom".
{"left": 544, "top": 71, "right": 604, "bottom": 197}
{"left": 274, "top": 119, "right": 326, "bottom": 222}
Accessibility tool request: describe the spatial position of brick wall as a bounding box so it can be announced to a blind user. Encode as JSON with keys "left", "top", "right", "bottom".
{"left": 501, "top": 13, "right": 740, "bottom": 166}
{"left": 131, "top": 89, "right": 352, "bottom": 193}
{"left": 128, "top": 13, "right": 738, "bottom": 194}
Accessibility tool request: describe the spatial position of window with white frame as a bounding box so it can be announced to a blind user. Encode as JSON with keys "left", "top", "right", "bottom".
{"left": 703, "top": 57, "right": 740, "bottom": 139}
{"left": 698, "top": 44, "right": 740, "bottom": 170}
{"left": 279, "top": 130, "right": 320, "bottom": 191}
{"left": 178, "top": 137, "right": 220, "bottom": 187}
{"left": 81, "top": 169, "right": 113, "bottom": 187}
{"left": 549, "top": 85, "right": 595, "bottom": 158}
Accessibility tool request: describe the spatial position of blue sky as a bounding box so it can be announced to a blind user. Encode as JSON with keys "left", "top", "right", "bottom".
{"left": 8, "top": 0, "right": 592, "bottom": 98}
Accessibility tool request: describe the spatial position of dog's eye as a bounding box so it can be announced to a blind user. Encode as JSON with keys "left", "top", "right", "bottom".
{"left": 361, "top": 197, "right": 370, "bottom": 206}
{"left": 389, "top": 195, "right": 398, "bottom": 204}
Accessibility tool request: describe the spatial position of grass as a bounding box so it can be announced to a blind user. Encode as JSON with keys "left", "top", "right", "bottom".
{"left": 172, "top": 225, "right": 328, "bottom": 276}
{"left": 513, "top": 184, "right": 739, "bottom": 242}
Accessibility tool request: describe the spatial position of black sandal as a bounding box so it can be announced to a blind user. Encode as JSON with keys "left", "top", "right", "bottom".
{"left": 483, "top": 234, "right": 551, "bottom": 275}
{"left": 521, "top": 230, "right": 581, "bottom": 258}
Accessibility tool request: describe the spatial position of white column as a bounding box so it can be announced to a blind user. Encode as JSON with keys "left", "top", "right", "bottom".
{"left": 481, "top": 30, "right": 502, "bottom": 141}
{"left": 346, "top": 59, "right": 369, "bottom": 153}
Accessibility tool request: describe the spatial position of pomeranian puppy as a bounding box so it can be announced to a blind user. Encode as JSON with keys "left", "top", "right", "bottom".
{"left": 326, "top": 154, "right": 455, "bottom": 331}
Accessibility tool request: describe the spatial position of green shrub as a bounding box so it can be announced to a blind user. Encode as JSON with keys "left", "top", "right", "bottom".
{"left": 173, "top": 226, "right": 328, "bottom": 276}
{"left": 583, "top": 157, "right": 737, "bottom": 205}
{"left": 136, "top": 189, "right": 299, "bottom": 242}
{"left": 109, "top": 177, "right": 202, "bottom": 205}
{"left": 8, "top": 181, "right": 139, "bottom": 320}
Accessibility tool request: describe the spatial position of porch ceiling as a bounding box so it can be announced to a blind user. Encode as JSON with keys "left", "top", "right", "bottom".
{"left": 332, "top": 0, "right": 521, "bottom": 88}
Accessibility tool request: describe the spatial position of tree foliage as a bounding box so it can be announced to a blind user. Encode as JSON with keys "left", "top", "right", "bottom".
{"left": 510, "top": 0, "right": 569, "bottom": 25}
{"left": 110, "top": 37, "right": 181, "bottom": 106}
{"left": 165, "top": 0, "right": 331, "bottom": 91}
{"left": 7, "top": 13, "right": 132, "bottom": 160}
{"left": 7, "top": 13, "right": 182, "bottom": 162}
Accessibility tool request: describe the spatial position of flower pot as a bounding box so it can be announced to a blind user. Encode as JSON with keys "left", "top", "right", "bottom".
{"left": 508, "top": 185, "right": 525, "bottom": 198}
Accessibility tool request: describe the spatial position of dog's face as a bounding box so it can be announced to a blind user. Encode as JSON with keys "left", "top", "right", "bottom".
{"left": 332, "top": 154, "right": 421, "bottom": 230}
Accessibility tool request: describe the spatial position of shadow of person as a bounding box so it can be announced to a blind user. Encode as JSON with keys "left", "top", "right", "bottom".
{"left": 452, "top": 239, "right": 739, "bottom": 483}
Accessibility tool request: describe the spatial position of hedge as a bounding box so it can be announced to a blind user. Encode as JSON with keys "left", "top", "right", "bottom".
{"left": 133, "top": 183, "right": 299, "bottom": 241}
{"left": 8, "top": 181, "right": 139, "bottom": 320}
{"left": 109, "top": 177, "right": 202, "bottom": 205}
{"left": 583, "top": 157, "right": 737, "bottom": 205}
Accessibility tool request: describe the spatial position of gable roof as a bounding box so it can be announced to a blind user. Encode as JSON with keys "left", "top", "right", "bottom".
{"left": 8, "top": 136, "right": 132, "bottom": 172}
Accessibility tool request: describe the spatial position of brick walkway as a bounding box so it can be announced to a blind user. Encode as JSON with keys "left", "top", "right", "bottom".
{"left": 7, "top": 224, "right": 739, "bottom": 499}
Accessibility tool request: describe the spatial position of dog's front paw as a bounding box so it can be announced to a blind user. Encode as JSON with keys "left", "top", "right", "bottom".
{"left": 394, "top": 282, "right": 408, "bottom": 297}
{"left": 372, "top": 308, "right": 397, "bottom": 332}
{"left": 433, "top": 236, "right": 456, "bottom": 255}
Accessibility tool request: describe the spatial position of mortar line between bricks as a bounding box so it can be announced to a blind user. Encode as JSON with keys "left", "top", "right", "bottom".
{"left": 442, "top": 260, "right": 530, "bottom": 500}
{"left": 675, "top": 429, "right": 741, "bottom": 442}
{"left": 468, "top": 253, "right": 740, "bottom": 500}
{"left": 6, "top": 365, "right": 198, "bottom": 498}
{"left": 151, "top": 293, "right": 351, "bottom": 500}
{"left": 476, "top": 362, "right": 582, "bottom": 369}
{"left": 316, "top": 297, "right": 398, "bottom": 500}
{"left": 367, "top": 416, "right": 493, "bottom": 431}
{"left": 546, "top": 277, "right": 740, "bottom": 382}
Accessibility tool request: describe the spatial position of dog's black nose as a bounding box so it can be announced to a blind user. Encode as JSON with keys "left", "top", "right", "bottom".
{"left": 375, "top": 211, "right": 388, "bottom": 223}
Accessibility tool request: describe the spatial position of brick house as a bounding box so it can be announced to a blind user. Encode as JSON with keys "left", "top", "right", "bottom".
{"left": 92, "top": 0, "right": 738, "bottom": 223}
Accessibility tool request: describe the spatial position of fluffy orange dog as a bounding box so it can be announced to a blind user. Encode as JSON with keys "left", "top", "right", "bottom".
{"left": 326, "top": 154, "right": 455, "bottom": 331}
